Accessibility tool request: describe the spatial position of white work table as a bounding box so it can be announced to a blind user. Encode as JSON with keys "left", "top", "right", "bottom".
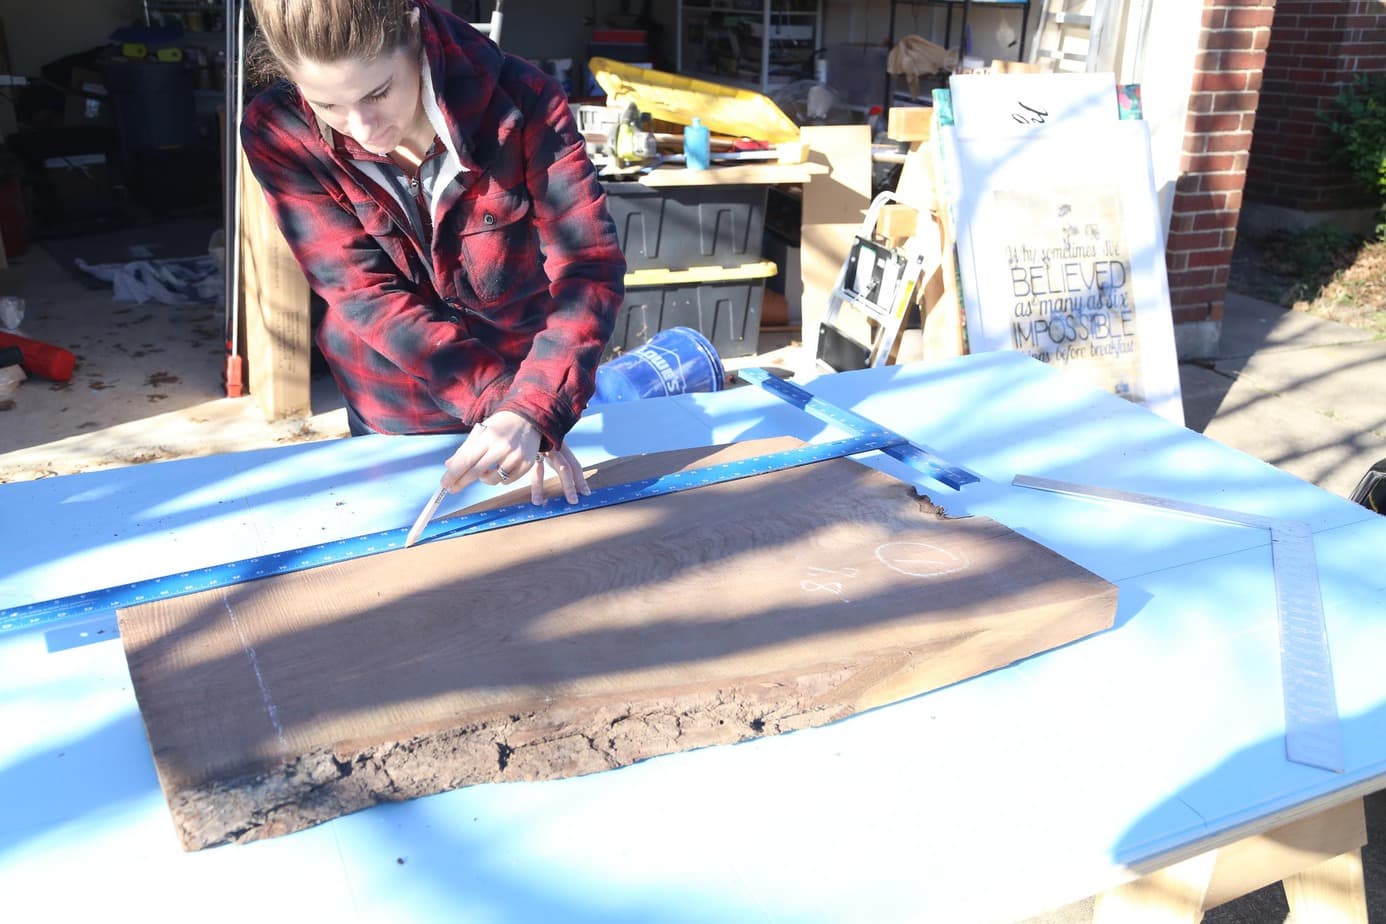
{"left": 2, "top": 351, "right": 1384, "bottom": 923}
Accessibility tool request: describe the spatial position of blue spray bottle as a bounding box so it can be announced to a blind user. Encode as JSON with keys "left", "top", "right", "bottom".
{"left": 684, "top": 117, "right": 710, "bottom": 171}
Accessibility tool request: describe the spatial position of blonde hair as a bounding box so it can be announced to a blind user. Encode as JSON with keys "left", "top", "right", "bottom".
{"left": 246, "top": 0, "right": 416, "bottom": 84}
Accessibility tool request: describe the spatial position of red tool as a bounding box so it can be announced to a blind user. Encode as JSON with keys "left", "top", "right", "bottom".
{"left": 224, "top": 344, "right": 245, "bottom": 397}
{"left": 0, "top": 331, "right": 76, "bottom": 382}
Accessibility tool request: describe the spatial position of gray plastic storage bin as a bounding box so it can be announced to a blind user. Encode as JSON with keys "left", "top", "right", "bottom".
{"left": 606, "top": 280, "right": 764, "bottom": 360}
{"left": 602, "top": 182, "right": 768, "bottom": 271}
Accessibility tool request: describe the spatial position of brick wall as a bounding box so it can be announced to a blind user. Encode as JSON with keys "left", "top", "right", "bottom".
{"left": 1165, "top": 0, "right": 1274, "bottom": 328}
{"left": 1244, "top": 0, "right": 1386, "bottom": 212}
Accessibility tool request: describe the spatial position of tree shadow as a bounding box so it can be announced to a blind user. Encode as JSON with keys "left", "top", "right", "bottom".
{"left": 1228, "top": 227, "right": 1372, "bottom": 311}
{"left": 1114, "top": 705, "right": 1386, "bottom": 924}
{"left": 0, "top": 711, "right": 160, "bottom": 853}
{"left": 1177, "top": 291, "right": 1386, "bottom": 496}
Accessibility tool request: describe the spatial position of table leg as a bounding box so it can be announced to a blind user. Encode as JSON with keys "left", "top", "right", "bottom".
{"left": 1092, "top": 797, "right": 1368, "bottom": 923}
{"left": 1283, "top": 849, "right": 1370, "bottom": 924}
{"left": 1091, "top": 851, "right": 1215, "bottom": 923}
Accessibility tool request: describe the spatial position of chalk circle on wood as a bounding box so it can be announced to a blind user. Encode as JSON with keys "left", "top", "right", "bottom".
{"left": 875, "top": 541, "right": 969, "bottom": 578}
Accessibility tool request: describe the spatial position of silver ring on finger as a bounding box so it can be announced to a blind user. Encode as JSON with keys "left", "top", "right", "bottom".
{"left": 497, "top": 466, "right": 510, "bottom": 482}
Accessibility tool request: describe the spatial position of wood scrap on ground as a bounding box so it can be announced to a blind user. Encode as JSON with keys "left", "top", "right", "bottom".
{"left": 119, "top": 437, "right": 1118, "bottom": 850}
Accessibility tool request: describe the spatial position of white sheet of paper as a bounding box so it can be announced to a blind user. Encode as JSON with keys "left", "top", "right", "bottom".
{"left": 949, "top": 72, "right": 1120, "bottom": 135}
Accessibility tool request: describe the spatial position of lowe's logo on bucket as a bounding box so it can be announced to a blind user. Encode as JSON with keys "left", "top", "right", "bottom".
{"left": 637, "top": 345, "right": 684, "bottom": 393}
{"left": 592, "top": 327, "right": 726, "bottom": 404}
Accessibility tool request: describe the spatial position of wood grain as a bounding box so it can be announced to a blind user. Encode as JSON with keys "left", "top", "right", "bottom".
{"left": 119, "top": 439, "right": 1118, "bottom": 850}
{"left": 887, "top": 106, "right": 933, "bottom": 143}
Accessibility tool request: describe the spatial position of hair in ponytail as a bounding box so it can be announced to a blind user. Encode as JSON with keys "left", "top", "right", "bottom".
{"left": 245, "top": 0, "right": 416, "bottom": 85}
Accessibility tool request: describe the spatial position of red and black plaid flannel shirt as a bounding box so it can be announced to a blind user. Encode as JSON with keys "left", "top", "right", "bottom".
{"left": 240, "top": 0, "right": 624, "bottom": 447}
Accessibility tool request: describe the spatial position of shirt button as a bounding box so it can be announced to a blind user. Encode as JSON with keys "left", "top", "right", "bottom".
{"left": 483, "top": 213, "right": 495, "bottom": 225}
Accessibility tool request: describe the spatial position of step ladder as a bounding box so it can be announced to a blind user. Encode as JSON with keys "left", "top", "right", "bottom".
{"left": 1031, "top": 0, "right": 1120, "bottom": 73}
{"left": 816, "top": 191, "right": 939, "bottom": 373}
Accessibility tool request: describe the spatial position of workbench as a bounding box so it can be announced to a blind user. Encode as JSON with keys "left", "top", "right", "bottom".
{"left": 4, "top": 351, "right": 1384, "bottom": 922}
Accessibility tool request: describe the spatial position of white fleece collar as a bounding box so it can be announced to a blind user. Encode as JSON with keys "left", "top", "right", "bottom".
{"left": 417, "top": 45, "right": 468, "bottom": 216}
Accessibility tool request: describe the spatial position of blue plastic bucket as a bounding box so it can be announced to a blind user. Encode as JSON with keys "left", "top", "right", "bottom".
{"left": 592, "top": 327, "right": 726, "bottom": 404}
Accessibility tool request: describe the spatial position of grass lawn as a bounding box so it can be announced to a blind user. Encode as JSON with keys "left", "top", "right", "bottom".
{"left": 1229, "top": 225, "right": 1386, "bottom": 338}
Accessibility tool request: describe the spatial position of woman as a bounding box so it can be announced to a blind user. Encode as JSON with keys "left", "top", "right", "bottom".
{"left": 242, "top": 0, "right": 625, "bottom": 505}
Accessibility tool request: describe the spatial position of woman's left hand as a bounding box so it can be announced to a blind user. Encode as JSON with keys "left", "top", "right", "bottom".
{"left": 527, "top": 440, "right": 591, "bottom": 505}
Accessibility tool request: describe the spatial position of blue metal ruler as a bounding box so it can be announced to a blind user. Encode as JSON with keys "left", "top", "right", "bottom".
{"left": 737, "top": 368, "right": 979, "bottom": 490}
{"left": 1013, "top": 474, "right": 1344, "bottom": 774}
{"left": 2, "top": 380, "right": 973, "bottom": 636}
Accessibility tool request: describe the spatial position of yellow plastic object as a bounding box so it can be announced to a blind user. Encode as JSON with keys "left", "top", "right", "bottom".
{"left": 625, "top": 260, "right": 778, "bottom": 288}
{"left": 589, "top": 57, "right": 800, "bottom": 144}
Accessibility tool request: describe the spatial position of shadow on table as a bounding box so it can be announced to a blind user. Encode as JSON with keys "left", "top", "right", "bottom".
{"left": 1111, "top": 703, "right": 1386, "bottom": 924}
{"left": 0, "top": 711, "right": 160, "bottom": 856}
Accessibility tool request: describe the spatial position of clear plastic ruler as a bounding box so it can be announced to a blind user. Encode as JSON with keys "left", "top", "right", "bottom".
{"left": 1014, "top": 474, "right": 1344, "bottom": 773}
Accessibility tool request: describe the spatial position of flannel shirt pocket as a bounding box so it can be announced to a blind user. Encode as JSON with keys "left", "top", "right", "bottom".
{"left": 350, "top": 199, "right": 419, "bottom": 279}
{"left": 459, "top": 190, "right": 534, "bottom": 304}
{"left": 350, "top": 200, "right": 396, "bottom": 236}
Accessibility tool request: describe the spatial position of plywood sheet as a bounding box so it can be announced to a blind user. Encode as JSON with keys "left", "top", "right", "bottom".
{"left": 120, "top": 439, "right": 1118, "bottom": 850}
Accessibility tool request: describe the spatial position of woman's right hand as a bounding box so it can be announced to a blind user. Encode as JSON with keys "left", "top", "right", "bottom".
{"left": 441, "top": 410, "right": 540, "bottom": 497}
{"left": 441, "top": 412, "right": 589, "bottom": 506}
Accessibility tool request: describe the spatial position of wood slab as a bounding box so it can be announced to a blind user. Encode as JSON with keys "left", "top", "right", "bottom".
{"left": 119, "top": 438, "right": 1118, "bottom": 850}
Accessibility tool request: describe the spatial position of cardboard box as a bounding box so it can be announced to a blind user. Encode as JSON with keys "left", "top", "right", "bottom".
{"left": 43, "top": 154, "right": 111, "bottom": 209}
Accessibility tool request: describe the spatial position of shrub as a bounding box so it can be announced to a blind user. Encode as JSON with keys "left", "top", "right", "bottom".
{"left": 1320, "top": 74, "right": 1386, "bottom": 235}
